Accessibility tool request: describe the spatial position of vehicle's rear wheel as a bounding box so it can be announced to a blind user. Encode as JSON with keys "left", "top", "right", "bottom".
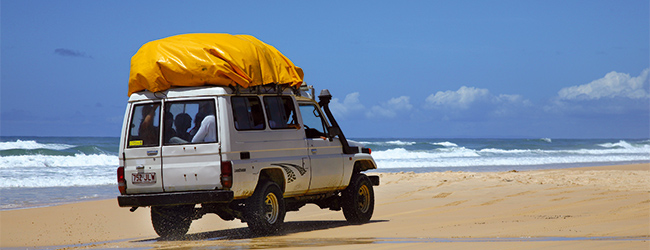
{"left": 245, "top": 180, "right": 286, "bottom": 234}
{"left": 150, "top": 205, "right": 193, "bottom": 238}
{"left": 342, "top": 174, "right": 374, "bottom": 224}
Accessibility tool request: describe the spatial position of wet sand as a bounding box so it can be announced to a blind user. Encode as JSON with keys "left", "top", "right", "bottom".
{"left": 1, "top": 164, "right": 648, "bottom": 249}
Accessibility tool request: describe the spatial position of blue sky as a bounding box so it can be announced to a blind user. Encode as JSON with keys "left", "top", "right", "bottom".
{"left": 1, "top": 0, "right": 648, "bottom": 138}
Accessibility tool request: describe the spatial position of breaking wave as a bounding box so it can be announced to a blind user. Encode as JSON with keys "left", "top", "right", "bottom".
{"left": 367, "top": 139, "right": 650, "bottom": 169}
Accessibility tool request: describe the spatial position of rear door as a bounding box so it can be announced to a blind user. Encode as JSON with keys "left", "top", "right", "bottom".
{"left": 161, "top": 98, "right": 221, "bottom": 192}
{"left": 123, "top": 101, "right": 163, "bottom": 194}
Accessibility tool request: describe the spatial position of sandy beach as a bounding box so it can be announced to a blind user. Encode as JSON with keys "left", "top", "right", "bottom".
{"left": 1, "top": 163, "right": 648, "bottom": 249}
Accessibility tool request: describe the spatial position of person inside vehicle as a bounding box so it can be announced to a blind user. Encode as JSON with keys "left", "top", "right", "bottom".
{"left": 192, "top": 102, "right": 217, "bottom": 143}
{"left": 174, "top": 113, "right": 192, "bottom": 141}
{"left": 139, "top": 104, "right": 160, "bottom": 145}
{"left": 163, "top": 112, "right": 177, "bottom": 143}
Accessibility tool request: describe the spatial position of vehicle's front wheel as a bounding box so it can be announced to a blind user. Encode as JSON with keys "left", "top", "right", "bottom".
{"left": 341, "top": 174, "right": 375, "bottom": 224}
{"left": 245, "top": 180, "right": 286, "bottom": 235}
{"left": 150, "top": 205, "right": 193, "bottom": 238}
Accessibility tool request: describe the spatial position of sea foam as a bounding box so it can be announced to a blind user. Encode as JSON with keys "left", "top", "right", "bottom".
{"left": 0, "top": 154, "right": 118, "bottom": 168}
{"left": 371, "top": 139, "right": 650, "bottom": 169}
{"left": 1, "top": 173, "right": 115, "bottom": 188}
{"left": 0, "top": 140, "right": 74, "bottom": 151}
{"left": 431, "top": 141, "right": 459, "bottom": 147}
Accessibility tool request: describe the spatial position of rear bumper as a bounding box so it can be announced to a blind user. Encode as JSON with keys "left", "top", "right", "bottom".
{"left": 118, "top": 190, "right": 234, "bottom": 207}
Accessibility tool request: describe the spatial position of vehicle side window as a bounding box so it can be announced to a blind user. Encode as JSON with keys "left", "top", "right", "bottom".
{"left": 264, "top": 96, "right": 298, "bottom": 129}
{"left": 164, "top": 99, "right": 217, "bottom": 145}
{"left": 232, "top": 96, "right": 265, "bottom": 130}
{"left": 299, "top": 104, "right": 328, "bottom": 138}
{"left": 128, "top": 103, "right": 161, "bottom": 147}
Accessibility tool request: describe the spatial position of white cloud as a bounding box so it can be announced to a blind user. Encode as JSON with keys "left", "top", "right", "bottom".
{"left": 424, "top": 86, "right": 529, "bottom": 113}
{"left": 386, "top": 96, "right": 413, "bottom": 111}
{"left": 421, "top": 86, "right": 533, "bottom": 122}
{"left": 329, "top": 92, "right": 365, "bottom": 117}
{"left": 546, "top": 69, "right": 650, "bottom": 116}
{"left": 425, "top": 86, "right": 490, "bottom": 109}
{"left": 558, "top": 68, "right": 649, "bottom": 100}
{"left": 366, "top": 96, "right": 413, "bottom": 118}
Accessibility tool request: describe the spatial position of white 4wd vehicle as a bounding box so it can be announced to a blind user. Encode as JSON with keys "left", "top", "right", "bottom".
{"left": 117, "top": 85, "right": 379, "bottom": 237}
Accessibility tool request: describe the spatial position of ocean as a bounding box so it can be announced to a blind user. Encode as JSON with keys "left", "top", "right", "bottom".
{"left": 1, "top": 136, "right": 649, "bottom": 210}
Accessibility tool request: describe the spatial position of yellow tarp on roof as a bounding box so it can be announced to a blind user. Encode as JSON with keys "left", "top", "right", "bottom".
{"left": 128, "top": 33, "right": 304, "bottom": 96}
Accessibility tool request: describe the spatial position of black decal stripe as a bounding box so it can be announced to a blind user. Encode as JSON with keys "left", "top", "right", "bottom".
{"left": 271, "top": 163, "right": 307, "bottom": 176}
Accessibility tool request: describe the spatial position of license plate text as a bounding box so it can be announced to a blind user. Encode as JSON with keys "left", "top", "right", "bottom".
{"left": 132, "top": 172, "right": 156, "bottom": 184}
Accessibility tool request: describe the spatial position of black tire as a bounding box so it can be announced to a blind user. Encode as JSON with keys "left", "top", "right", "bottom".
{"left": 342, "top": 174, "right": 375, "bottom": 224}
{"left": 150, "top": 205, "right": 193, "bottom": 238}
{"left": 245, "top": 181, "right": 286, "bottom": 235}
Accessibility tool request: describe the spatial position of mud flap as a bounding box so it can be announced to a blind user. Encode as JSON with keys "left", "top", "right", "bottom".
{"left": 368, "top": 175, "right": 380, "bottom": 186}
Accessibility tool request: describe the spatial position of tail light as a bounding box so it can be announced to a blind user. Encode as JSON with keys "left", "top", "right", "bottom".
{"left": 117, "top": 166, "right": 126, "bottom": 195}
{"left": 220, "top": 161, "right": 233, "bottom": 189}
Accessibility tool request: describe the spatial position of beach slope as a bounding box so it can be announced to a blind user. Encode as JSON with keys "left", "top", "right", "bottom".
{"left": 1, "top": 164, "right": 648, "bottom": 249}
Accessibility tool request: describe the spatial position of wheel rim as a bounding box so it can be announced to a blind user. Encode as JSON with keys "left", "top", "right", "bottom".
{"left": 264, "top": 192, "right": 279, "bottom": 224}
{"left": 357, "top": 184, "right": 370, "bottom": 213}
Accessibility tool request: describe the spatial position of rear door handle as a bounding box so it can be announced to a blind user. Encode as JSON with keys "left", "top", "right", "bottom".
{"left": 147, "top": 150, "right": 158, "bottom": 156}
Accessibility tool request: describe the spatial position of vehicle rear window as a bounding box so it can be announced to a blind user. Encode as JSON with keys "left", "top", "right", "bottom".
{"left": 164, "top": 99, "right": 217, "bottom": 145}
{"left": 127, "top": 103, "right": 161, "bottom": 147}
{"left": 232, "top": 96, "right": 265, "bottom": 130}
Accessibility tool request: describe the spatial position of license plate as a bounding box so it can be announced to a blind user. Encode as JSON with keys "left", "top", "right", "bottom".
{"left": 132, "top": 172, "right": 156, "bottom": 184}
